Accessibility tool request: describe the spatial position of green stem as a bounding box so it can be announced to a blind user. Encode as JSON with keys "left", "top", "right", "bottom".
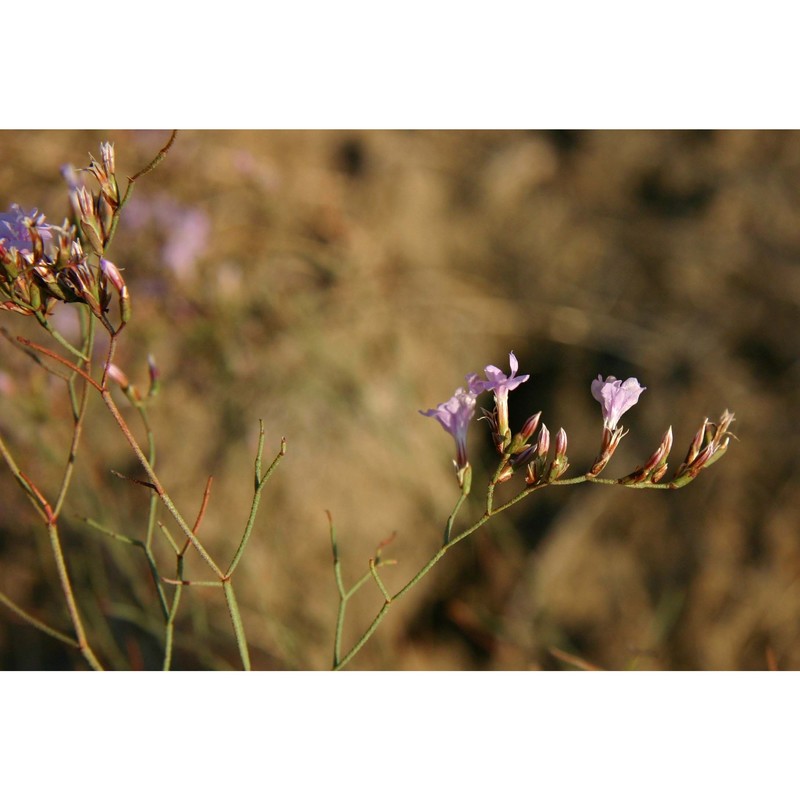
{"left": 132, "top": 403, "right": 170, "bottom": 620}
{"left": 486, "top": 454, "right": 512, "bottom": 514}
{"left": 163, "top": 553, "right": 185, "bottom": 671}
{"left": 444, "top": 489, "right": 468, "bottom": 545}
{"left": 226, "top": 424, "right": 286, "bottom": 577}
{"left": 0, "top": 433, "right": 50, "bottom": 523}
{"left": 106, "top": 131, "right": 177, "bottom": 248}
{"left": 334, "top": 465, "right": 690, "bottom": 669}
{"left": 35, "top": 311, "right": 88, "bottom": 361}
{"left": 332, "top": 571, "right": 378, "bottom": 669}
{"left": 47, "top": 522, "right": 104, "bottom": 671}
{"left": 100, "top": 390, "right": 224, "bottom": 579}
{"left": 0, "top": 590, "right": 79, "bottom": 649}
{"left": 53, "top": 314, "right": 95, "bottom": 520}
{"left": 223, "top": 582, "right": 251, "bottom": 671}
{"left": 369, "top": 560, "right": 392, "bottom": 603}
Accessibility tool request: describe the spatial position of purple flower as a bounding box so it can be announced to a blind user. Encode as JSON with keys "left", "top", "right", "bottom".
{"left": 420, "top": 387, "right": 477, "bottom": 470}
{"left": 591, "top": 375, "right": 646, "bottom": 430}
{"left": 470, "top": 351, "right": 530, "bottom": 438}
{"left": 0, "top": 204, "right": 53, "bottom": 254}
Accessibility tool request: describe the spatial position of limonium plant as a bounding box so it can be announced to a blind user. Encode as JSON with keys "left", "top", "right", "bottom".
{"left": 0, "top": 133, "right": 284, "bottom": 671}
{"left": 0, "top": 134, "right": 736, "bottom": 670}
{"left": 329, "top": 352, "right": 734, "bottom": 669}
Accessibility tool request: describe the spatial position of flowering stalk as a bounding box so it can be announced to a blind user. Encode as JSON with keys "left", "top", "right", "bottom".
{"left": 334, "top": 358, "right": 734, "bottom": 669}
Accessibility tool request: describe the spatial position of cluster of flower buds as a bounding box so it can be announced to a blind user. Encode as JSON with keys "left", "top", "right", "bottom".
{"left": 0, "top": 144, "right": 130, "bottom": 331}
{"left": 67, "top": 142, "right": 120, "bottom": 255}
{"left": 670, "top": 410, "right": 735, "bottom": 487}
{"left": 515, "top": 425, "right": 569, "bottom": 486}
{"left": 422, "top": 354, "right": 734, "bottom": 493}
{"left": 587, "top": 374, "right": 735, "bottom": 488}
{"left": 620, "top": 427, "right": 673, "bottom": 484}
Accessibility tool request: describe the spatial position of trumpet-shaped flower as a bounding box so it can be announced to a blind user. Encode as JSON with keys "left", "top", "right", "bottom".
{"left": 0, "top": 204, "right": 53, "bottom": 255}
{"left": 420, "top": 387, "right": 477, "bottom": 470}
{"left": 470, "top": 351, "right": 530, "bottom": 438}
{"left": 591, "top": 375, "right": 646, "bottom": 430}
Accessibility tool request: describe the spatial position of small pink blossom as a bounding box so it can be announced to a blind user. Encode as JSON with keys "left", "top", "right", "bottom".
{"left": 591, "top": 375, "right": 646, "bottom": 430}
{"left": 469, "top": 351, "right": 530, "bottom": 438}
{"left": 420, "top": 387, "right": 478, "bottom": 470}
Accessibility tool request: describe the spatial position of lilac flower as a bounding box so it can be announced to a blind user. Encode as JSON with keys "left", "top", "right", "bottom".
{"left": 0, "top": 204, "right": 53, "bottom": 254}
{"left": 591, "top": 375, "right": 646, "bottom": 430}
{"left": 420, "top": 387, "right": 478, "bottom": 471}
{"left": 470, "top": 351, "right": 530, "bottom": 438}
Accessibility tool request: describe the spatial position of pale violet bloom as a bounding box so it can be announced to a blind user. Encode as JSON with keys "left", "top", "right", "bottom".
{"left": 420, "top": 387, "right": 477, "bottom": 470}
{"left": 0, "top": 204, "right": 53, "bottom": 254}
{"left": 591, "top": 375, "right": 646, "bottom": 430}
{"left": 470, "top": 351, "right": 530, "bottom": 438}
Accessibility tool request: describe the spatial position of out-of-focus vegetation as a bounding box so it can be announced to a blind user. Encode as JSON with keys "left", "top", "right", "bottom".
{"left": 0, "top": 130, "right": 797, "bottom": 670}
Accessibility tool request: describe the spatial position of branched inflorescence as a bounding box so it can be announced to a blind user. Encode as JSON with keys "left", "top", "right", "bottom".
{"left": 0, "top": 143, "right": 129, "bottom": 336}
{"left": 0, "top": 134, "right": 286, "bottom": 671}
{"left": 0, "top": 136, "right": 736, "bottom": 672}
{"left": 330, "top": 352, "right": 735, "bottom": 669}
{"left": 423, "top": 354, "right": 734, "bottom": 493}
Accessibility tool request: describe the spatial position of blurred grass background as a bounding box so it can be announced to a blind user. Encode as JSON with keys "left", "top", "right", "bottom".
{"left": 0, "top": 130, "right": 798, "bottom": 670}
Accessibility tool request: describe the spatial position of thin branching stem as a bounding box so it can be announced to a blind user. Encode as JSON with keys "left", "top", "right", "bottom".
{"left": 333, "top": 461, "right": 699, "bottom": 669}
{"left": 53, "top": 312, "right": 95, "bottom": 519}
{"left": 46, "top": 521, "right": 104, "bottom": 671}
{"left": 0, "top": 434, "right": 50, "bottom": 524}
{"left": 99, "top": 390, "right": 224, "bottom": 578}
{"left": 223, "top": 582, "right": 250, "bottom": 671}
{"left": 163, "top": 554, "right": 184, "bottom": 671}
{"left": 83, "top": 516, "right": 170, "bottom": 621}
{"left": 105, "top": 131, "right": 178, "bottom": 247}
{"left": 226, "top": 424, "right": 286, "bottom": 577}
{"left": 0, "top": 590, "right": 79, "bottom": 649}
{"left": 369, "top": 559, "right": 392, "bottom": 603}
{"left": 33, "top": 311, "right": 88, "bottom": 361}
{"left": 444, "top": 488, "right": 468, "bottom": 545}
{"left": 129, "top": 402, "right": 170, "bottom": 618}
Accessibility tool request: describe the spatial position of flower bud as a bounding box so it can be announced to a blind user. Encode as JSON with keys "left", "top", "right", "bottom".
{"left": 73, "top": 186, "right": 104, "bottom": 253}
{"left": 106, "top": 362, "right": 142, "bottom": 403}
{"left": 508, "top": 411, "right": 542, "bottom": 455}
{"left": 88, "top": 143, "right": 120, "bottom": 208}
{"left": 520, "top": 411, "right": 542, "bottom": 442}
{"left": 510, "top": 444, "right": 536, "bottom": 468}
{"left": 100, "top": 258, "right": 131, "bottom": 325}
{"left": 525, "top": 424, "right": 551, "bottom": 484}
{"left": 621, "top": 426, "right": 673, "bottom": 484}
{"left": 674, "top": 411, "right": 735, "bottom": 482}
{"left": 537, "top": 423, "right": 551, "bottom": 458}
{"left": 547, "top": 427, "right": 569, "bottom": 481}
{"left": 587, "top": 425, "right": 626, "bottom": 477}
{"left": 147, "top": 354, "right": 161, "bottom": 398}
{"left": 106, "top": 363, "right": 130, "bottom": 391}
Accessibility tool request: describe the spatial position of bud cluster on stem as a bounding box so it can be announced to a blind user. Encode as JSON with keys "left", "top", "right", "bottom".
{"left": 0, "top": 144, "right": 130, "bottom": 333}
